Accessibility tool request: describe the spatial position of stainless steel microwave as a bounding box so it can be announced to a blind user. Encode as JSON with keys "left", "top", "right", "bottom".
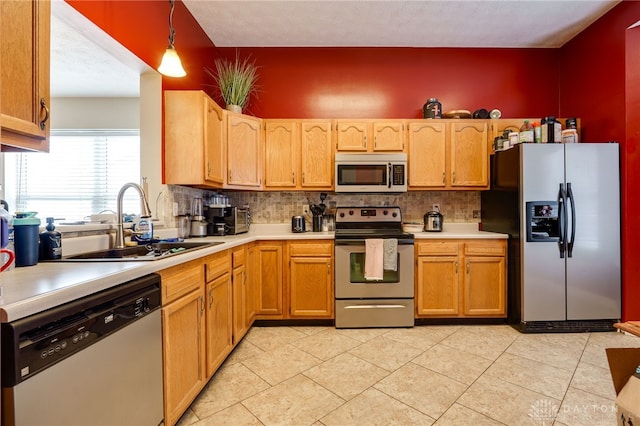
{"left": 335, "top": 153, "right": 407, "bottom": 193}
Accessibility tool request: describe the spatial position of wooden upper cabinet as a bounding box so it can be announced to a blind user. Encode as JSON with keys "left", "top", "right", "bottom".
{"left": 227, "top": 112, "right": 262, "bottom": 189}
{"left": 165, "top": 91, "right": 225, "bottom": 188}
{"left": 335, "top": 121, "right": 368, "bottom": 151}
{"left": 300, "top": 120, "right": 333, "bottom": 189}
{"left": 408, "top": 121, "right": 447, "bottom": 188}
{"left": 1, "top": 0, "right": 50, "bottom": 152}
{"left": 263, "top": 119, "right": 333, "bottom": 191}
{"left": 264, "top": 120, "right": 299, "bottom": 188}
{"left": 450, "top": 120, "right": 488, "bottom": 188}
{"left": 336, "top": 120, "right": 404, "bottom": 152}
{"left": 372, "top": 121, "right": 405, "bottom": 151}
{"left": 204, "top": 97, "right": 225, "bottom": 185}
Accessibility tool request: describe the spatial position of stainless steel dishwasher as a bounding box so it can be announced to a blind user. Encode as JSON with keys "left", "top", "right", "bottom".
{"left": 1, "top": 273, "right": 163, "bottom": 426}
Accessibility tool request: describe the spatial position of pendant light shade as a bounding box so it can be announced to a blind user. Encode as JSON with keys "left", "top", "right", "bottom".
{"left": 159, "top": 46, "right": 186, "bottom": 77}
{"left": 158, "top": 0, "right": 186, "bottom": 78}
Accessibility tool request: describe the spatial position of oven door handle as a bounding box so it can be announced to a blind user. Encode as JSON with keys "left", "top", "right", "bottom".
{"left": 388, "top": 163, "right": 392, "bottom": 188}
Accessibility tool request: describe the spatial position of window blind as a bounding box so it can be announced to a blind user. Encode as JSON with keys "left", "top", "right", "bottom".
{"left": 5, "top": 131, "right": 141, "bottom": 221}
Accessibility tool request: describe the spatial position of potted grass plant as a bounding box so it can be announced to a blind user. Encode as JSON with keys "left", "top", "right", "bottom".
{"left": 205, "top": 52, "right": 259, "bottom": 113}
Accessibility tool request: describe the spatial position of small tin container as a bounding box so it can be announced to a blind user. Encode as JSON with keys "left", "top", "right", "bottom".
{"left": 423, "top": 98, "right": 442, "bottom": 119}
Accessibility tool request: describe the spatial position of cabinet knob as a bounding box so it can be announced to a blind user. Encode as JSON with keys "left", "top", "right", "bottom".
{"left": 455, "top": 261, "right": 459, "bottom": 274}
{"left": 442, "top": 172, "right": 445, "bottom": 185}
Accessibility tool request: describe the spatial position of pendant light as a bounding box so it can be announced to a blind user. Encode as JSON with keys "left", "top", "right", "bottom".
{"left": 158, "top": 0, "right": 186, "bottom": 78}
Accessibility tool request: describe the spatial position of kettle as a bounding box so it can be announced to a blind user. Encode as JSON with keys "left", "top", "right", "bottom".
{"left": 423, "top": 210, "right": 443, "bottom": 232}
{"left": 291, "top": 216, "right": 306, "bottom": 233}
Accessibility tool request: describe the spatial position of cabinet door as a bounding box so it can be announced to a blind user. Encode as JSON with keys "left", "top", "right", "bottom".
{"left": 165, "top": 91, "right": 207, "bottom": 186}
{"left": 408, "top": 121, "right": 446, "bottom": 188}
{"left": 336, "top": 121, "right": 368, "bottom": 151}
{"left": 301, "top": 120, "right": 333, "bottom": 188}
{"left": 463, "top": 256, "right": 506, "bottom": 316}
{"left": 245, "top": 245, "right": 256, "bottom": 327}
{"left": 204, "top": 96, "right": 225, "bottom": 185}
{"left": 206, "top": 274, "right": 233, "bottom": 377}
{"left": 1, "top": 0, "right": 50, "bottom": 151}
{"left": 162, "top": 289, "right": 206, "bottom": 426}
{"left": 264, "top": 120, "right": 299, "bottom": 189}
{"left": 450, "top": 121, "right": 488, "bottom": 188}
{"left": 232, "top": 264, "right": 249, "bottom": 342}
{"left": 227, "top": 113, "right": 262, "bottom": 188}
{"left": 416, "top": 256, "right": 459, "bottom": 316}
{"left": 254, "top": 242, "right": 284, "bottom": 318}
{"left": 289, "top": 256, "right": 333, "bottom": 318}
{"left": 372, "top": 121, "right": 404, "bottom": 151}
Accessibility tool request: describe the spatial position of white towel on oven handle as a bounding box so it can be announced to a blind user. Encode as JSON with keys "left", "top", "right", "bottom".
{"left": 383, "top": 238, "right": 398, "bottom": 271}
{"left": 364, "top": 239, "right": 384, "bottom": 280}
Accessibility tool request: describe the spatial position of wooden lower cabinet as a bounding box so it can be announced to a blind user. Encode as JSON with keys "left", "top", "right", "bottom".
{"left": 288, "top": 241, "right": 334, "bottom": 318}
{"left": 231, "top": 245, "right": 254, "bottom": 342}
{"left": 159, "top": 260, "right": 206, "bottom": 426}
{"left": 254, "top": 241, "right": 284, "bottom": 318}
{"left": 416, "top": 239, "right": 506, "bottom": 318}
{"left": 205, "top": 274, "right": 233, "bottom": 377}
{"left": 463, "top": 243, "right": 507, "bottom": 316}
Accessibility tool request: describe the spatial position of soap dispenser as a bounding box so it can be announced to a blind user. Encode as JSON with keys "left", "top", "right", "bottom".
{"left": 40, "top": 217, "right": 62, "bottom": 260}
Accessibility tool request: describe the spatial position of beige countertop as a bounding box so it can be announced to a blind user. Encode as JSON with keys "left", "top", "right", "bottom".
{"left": 0, "top": 223, "right": 506, "bottom": 322}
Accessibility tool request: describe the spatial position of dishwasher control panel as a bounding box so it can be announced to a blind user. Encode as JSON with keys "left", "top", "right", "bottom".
{"left": 1, "top": 274, "right": 161, "bottom": 387}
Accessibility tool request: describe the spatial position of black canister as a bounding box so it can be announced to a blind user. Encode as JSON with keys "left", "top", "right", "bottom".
{"left": 40, "top": 217, "right": 62, "bottom": 260}
{"left": 423, "top": 98, "right": 442, "bottom": 119}
{"left": 312, "top": 215, "right": 323, "bottom": 232}
{"left": 14, "top": 212, "right": 40, "bottom": 266}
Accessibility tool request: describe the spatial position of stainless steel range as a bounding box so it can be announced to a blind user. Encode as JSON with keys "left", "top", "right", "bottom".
{"left": 334, "top": 206, "right": 415, "bottom": 328}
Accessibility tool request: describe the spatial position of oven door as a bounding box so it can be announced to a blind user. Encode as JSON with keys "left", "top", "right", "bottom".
{"left": 335, "top": 242, "right": 414, "bottom": 299}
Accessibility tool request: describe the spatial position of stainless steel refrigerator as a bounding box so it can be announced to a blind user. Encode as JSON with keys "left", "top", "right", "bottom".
{"left": 481, "top": 143, "right": 621, "bottom": 332}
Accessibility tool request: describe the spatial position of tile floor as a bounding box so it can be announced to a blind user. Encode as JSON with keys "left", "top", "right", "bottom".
{"left": 176, "top": 325, "right": 638, "bottom": 426}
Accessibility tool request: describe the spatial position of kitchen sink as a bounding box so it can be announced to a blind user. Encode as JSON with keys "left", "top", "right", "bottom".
{"left": 55, "top": 241, "right": 223, "bottom": 262}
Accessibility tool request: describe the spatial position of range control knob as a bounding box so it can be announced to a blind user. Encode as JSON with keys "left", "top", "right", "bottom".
{"left": 349, "top": 210, "right": 354, "bottom": 216}
{"left": 392, "top": 212, "right": 398, "bottom": 218}
{"left": 339, "top": 212, "right": 345, "bottom": 218}
{"left": 383, "top": 210, "right": 388, "bottom": 216}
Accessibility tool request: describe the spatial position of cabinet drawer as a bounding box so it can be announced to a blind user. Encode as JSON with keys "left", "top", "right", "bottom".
{"left": 464, "top": 241, "right": 506, "bottom": 256}
{"left": 205, "top": 250, "right": 230, "bottom": 282}
{"left": 416, "top": 241, "right": 459, "bottom": 256}
{"left": 288, "top": 241, "right": 333, "bottom": 257}
{"left": 231, "top": 247, "right": 245, "bottom": 268}
{"left": 159, "top": 259, "right": 204, "bottom": 304}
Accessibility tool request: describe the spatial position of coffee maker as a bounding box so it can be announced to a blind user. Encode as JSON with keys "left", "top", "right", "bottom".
{"left": 205, "top": 206, "right": 228, "bottom": 236}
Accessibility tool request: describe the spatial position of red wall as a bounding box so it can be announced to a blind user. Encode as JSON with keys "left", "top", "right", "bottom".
{"left": 560, "top": 1, "right": 640, "bottom": 320}
{"left": 214, "top": 47, "right": 560, "bottom": 119}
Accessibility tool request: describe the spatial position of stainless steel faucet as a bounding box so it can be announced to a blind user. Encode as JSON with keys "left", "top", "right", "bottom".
{"left": 115, "top": 182, "right": 152, "bottom": 248}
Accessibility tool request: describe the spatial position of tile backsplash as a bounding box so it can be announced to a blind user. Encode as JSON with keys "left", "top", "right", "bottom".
{"left": 165, "top": 185, "right": 480, "bottom": 225}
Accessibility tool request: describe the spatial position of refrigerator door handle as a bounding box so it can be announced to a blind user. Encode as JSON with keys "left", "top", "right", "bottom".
{"left": 567, "top": 182, "right": 576, "bottom": 257}
{"left": 558, "top": 183, "right": 567, "bottom": 258}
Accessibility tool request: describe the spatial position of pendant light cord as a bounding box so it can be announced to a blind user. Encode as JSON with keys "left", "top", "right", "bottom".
{"left": 167, "top": 0, "right": 176, "bottom": 48}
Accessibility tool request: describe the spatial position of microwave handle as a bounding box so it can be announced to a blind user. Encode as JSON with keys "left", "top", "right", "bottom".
{"left": 388, "top": 163, "right": 392, "bottom": 188}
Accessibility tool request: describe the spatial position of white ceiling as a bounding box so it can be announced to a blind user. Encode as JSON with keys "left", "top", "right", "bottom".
{"left": 183, "top": 0, "right": 620, "bottom": 48}
{"left": 50, "top": 0, "right": 151, "bottom": 98}
{"left": 51, "top": 0, "right": 621, "bottom": 97}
